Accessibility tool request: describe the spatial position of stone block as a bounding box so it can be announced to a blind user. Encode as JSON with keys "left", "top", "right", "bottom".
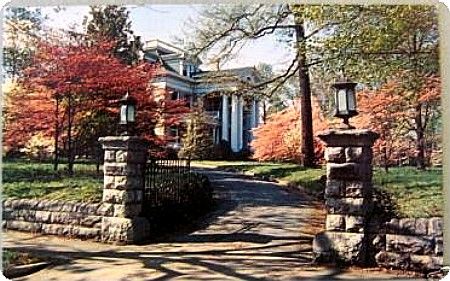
{"left": 79, "top": 216, "right": 102, "bottom": 227}
{"left": 325, "top": 198, "right": 347, "bottom": 214}
{"left": 3, "top": 199, "right": 12, "bottom": 209}
{"left": 386, "top": 218, "right": 399, "bottom": 234}
{"left": 105, "top": 163, "right": 143, "bottom": 177}
{"left": 410, "top": 254, "right": 442, "bottom": 271}
{"left": 345, "top": 216, "right": 364, "bottom": 232}
{"left": 345, "top": 181, "right": 371, "bottom": 198}
{"left": 114, "top": 176, "right": 143, "bottom": 190}
{"left": 325, "top": 180, "right": 344, "bottom": 198}
{"left": 327, "top": 163, "right": 372, "bottom": 181}
{"left": 104, "top": 176, "right": 115, "bottom": 189}
{"left": 428, "top": 217, "right": 443, "bottom": 236}
{"left": 116, "top": 151, "right": 147, "bottom": 164}
{"left": 34, "top": 211, "right": 52, "bottom": 223}
{"left": 325, "top": 147, "right": 345, "bottom": 163}
{"left": 113, "top": 204, "right": 142, "bottom": 218}
{"left": 317, "top": 129, "right": 379, "bottom": 148}
{"left": 101, "top": 216, "right": 150, "bottom": 244}
{"left": 386, "top": 234, "right": 434, "bottom": 254}
{"left": 435, "top": 236, "right": 443, "bottom": 255}
{"left": 99, "top": 136, "right": 149, "bottom": 151}
{"left": 102, "top": 190, "right": 143, "bottom": 204}
{"left": 326, "top": 215, "right": 345, "bottom": 231}
{"left": 313, "top": 231, "right": 366, "bottom": 264}
{"left": 346, "top": 198, "right": 366, "bottom": 215}
{"left": 345, "top": 147, "right": 373, "bottom": 163}
{"left": 414, "top": 218, "right": 428, "bottom": 236}
{"left": 399, "top": 218, "right": 416, "bottom": 235}
{"left": 74, "top": 227, "right": 101, "bottom": 239}
{"left": 96, "top": 203, "right": 114, "bottom": 217}
{"left": 6, "top": 220, "right": 42, "bottom": 232}
{"left": 375, "top": 251, "right": 409, "bottom": 270}
{"left": 105, "top": 150, "right": 116, "bottom": 162}
{"left": 50, "top": 212, "right": 71, "bottom": 224}
{"left": 371, "top": 234, "right": 386, "bottom": 252}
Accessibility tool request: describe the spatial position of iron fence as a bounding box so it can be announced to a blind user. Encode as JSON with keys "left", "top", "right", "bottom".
{"left": 143, "top": 158, "right": 192, "bottom": 208}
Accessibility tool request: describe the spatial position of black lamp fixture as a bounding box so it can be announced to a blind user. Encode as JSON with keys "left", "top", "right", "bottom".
{"left": 119, "top": 91, "right": 137, "bottom": 135}
{"left": 332, "top": 79, "right": 358, "bottom": 129}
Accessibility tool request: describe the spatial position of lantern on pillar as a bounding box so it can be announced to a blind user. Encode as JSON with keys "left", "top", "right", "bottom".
{"left": 332, "top": 80, "right": 358, "bottom": 129}
{"left": 119, "top": 91, "right": 137, "bottom": 135}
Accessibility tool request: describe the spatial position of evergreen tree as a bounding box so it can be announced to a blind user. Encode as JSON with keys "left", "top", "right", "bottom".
{"left": 178, "top": 108, "right": 214, "bottom": 160}
{"left": 84, "top": 5, "right": 143, "bottom": 65}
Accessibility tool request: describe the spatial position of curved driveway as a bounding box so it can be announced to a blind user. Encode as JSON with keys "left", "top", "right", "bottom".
{"left": 4, "top": 168, "right": 417, "bottom": 280}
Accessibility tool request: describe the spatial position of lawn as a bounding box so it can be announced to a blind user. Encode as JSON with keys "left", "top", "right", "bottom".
{"left": 3, "top": 159, "right": 103, "bottom": 203}
{"left": 192, "top": 160, "right": 443, "bottom": 218}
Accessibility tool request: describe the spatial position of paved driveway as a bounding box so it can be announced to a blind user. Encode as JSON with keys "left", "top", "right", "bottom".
{"left": 4, "top": 169, "right": 421, "bottom": 280}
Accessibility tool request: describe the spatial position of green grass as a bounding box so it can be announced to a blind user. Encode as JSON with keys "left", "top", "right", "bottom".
{"left": 192, "top": 160, "right": 443, "bottom": 218}
{"left": 373, "top": 167, "right": 443, "bottom": 218}
{"left": 2, "top": 249, "right": 41, "bottom": 269}
{"left": 3, "top": 159, "right": 103, "bottom": 202}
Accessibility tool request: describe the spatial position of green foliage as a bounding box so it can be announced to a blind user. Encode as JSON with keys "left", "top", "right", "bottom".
{"left": 3, "top": 160, "right": 102, "bottom": 202}
{"left": 178, "top": 108, "right": 215, "bottom": 160}
{"left": 3, "top": 7, "right": 43, "bottom": 78}
{"left": 84, "top": 5, "right": 143, "bottom": 65}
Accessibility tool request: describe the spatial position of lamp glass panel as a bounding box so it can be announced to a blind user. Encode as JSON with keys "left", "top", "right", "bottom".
{"left": 120, "top": 104, "right": 127, "bottom": 123}
{"left": 337, "top": 89, "right": 347, "bottom": 112}
{"left": 127, "top": 105, "right": 135, "bottom": 122}
{"left": 348, "top": 89, "right": 356, "bottom": 111}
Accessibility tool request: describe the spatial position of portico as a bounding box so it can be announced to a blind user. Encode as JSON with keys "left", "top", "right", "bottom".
{"left": 221, "top": 94, "right": 260, "bottom": 152}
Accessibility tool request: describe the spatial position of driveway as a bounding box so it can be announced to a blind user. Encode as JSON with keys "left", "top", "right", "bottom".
{"left": 4, "top": 168, "right": 422, "bottom": 280}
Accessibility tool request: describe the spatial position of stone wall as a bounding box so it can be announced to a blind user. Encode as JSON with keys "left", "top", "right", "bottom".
{"left": 375, "top": 217, "right": 443, "bottom": 272}
{"left": 2, "top": 199, "right": 107, "bottom": 239}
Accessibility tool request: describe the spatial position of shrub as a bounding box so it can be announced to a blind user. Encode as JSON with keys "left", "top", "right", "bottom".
{"left": 19, "top": 133, "right": 54, "bottom": 161}
{"left": 251, "top": 99, "right": 328, "bottom": 163}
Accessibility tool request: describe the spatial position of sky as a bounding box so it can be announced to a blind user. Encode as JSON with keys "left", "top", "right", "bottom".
{"left": 39, "top": 4, "right": 294, "bottom": 71}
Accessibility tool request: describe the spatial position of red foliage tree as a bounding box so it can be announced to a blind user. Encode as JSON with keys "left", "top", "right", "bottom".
{"left": 5, "top": 32, "right": 188, "bottom": 173}
{"left": 354, "top": 74, "right": 441, "bottom": 170}
{"left": 251, "top": 98, "right": 328, "bottom": 163}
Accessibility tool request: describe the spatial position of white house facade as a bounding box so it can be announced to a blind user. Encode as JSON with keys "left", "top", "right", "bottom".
{"left": 143, "top": 39, "right": 263, "bottom": 153}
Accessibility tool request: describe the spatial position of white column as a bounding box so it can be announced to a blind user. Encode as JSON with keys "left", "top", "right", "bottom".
{"left": 230, "top": 94, "right": 239, "bottom": 152}
{"left": 221, "top": 95, "right": 230, "bottom": 142}
{"left": 238, "top": 96, "right": 244, "bottom": 150}
{"left": 250, "top": 99, "right": 257, "bottom": 129}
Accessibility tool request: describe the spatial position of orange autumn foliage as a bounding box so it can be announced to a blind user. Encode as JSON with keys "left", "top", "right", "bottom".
{"left": 354, "top": 74, "right": 441, "bottom": 167}
{"left": 251, "top": 99, "right": 328, "bottom": 163}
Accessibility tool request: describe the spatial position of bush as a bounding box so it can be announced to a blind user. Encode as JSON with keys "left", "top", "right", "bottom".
{"left": 19, "top": 133, "right": 54, "bottom": 161}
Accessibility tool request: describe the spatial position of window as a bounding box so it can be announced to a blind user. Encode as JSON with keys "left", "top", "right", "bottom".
{"left": 171, "top": 91, "right": 179, "bottom": 100}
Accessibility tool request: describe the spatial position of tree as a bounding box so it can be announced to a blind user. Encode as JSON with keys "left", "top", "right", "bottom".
{"left": 178, "top": 107, "right": 215, "bottom": 160}
{"left": 84, "top": 5, "right": 143, "bottom": 65}
{"left": 3, "top": 7, "right": 43, "bottom": 79}
{"left": 8, "top": 32, "right": 188, "bottom": 174}
{"left": 184, "top": 4, "right": 439, "bottom": 169}
{"left": 355, "top": 73, "right": 441, "bottom": 170}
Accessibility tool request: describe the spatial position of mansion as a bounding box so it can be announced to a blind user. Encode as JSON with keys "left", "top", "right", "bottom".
{"left": 144, "top": 39, "right": 263, "bottom": 153}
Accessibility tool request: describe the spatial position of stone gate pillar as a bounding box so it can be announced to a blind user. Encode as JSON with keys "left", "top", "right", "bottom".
{"left": 99, "top": 136, "right": 150, "bottom": 244}
{"left": 313, "top": 129, "right": 379, "bottom": 264}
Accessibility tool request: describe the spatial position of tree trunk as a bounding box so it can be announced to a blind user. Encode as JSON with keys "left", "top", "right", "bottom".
{"left": 67, "top": 94, "right": 74, "bottom": 176}
{"left": 53, "top": 97, "right": 60, "bottom": 171}
{"left": 415, "top": 104, "right": 426, "bottom": 170}
{"left": 294, "top": 16, "right": 315, "bottom": 168}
